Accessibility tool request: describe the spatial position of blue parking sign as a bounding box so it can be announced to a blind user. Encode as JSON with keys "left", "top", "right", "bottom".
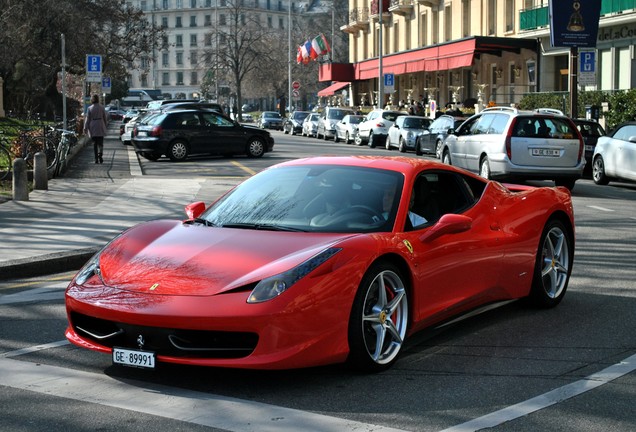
{"left": 384, "top": 74, "right": 394, "bottom": 87}
{"left": 86, "top": 54, "right": 102, "bottom": 82}
{"left": 580, "top": 51, "right": 595, "bottom": 73}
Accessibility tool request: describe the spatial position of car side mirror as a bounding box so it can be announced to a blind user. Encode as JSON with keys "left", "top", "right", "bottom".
{"left": 448, "top": 128, "right": 456, "bottom": 135}
{"left": 419, "top": 214, "right": 472, "bottom": 243}
{"left": 185, "top": 201, "right": 206, "bottom": 219}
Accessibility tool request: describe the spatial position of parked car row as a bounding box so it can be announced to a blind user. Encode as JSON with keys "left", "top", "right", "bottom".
{"left": 292, "top": 106, "right": 630, "bottom": 190}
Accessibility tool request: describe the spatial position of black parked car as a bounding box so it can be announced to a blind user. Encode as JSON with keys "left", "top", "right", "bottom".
{"left": 573, "top": 119, "right": 606, "bottom": 176}
{"left": 415, "top": 114, "right": 466, "bottom": 157}
{"left": 283, "top": 111, "right": 310, "bottom": 135}
{"left": 132, "top": 109, "right": 274, "bottom": 161}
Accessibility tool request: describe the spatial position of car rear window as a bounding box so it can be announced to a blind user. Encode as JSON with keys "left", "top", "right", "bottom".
{"left": 512, "top": 117, "right": 577, "bottom": 139}
{"left": 382, "top": 112, "right": 403, "bottom": 122}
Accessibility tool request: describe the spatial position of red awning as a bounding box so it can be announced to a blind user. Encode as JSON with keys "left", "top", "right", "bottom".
{"left": 352, "top": 37, "right": 537, "bottom": 80}
{"left": 317, "top": 81, "right": 350, "bottom": 96}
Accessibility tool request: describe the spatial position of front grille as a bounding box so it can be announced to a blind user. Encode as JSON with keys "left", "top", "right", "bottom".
{"left": 71, "top": 312, "right": 258, "bottom": 359}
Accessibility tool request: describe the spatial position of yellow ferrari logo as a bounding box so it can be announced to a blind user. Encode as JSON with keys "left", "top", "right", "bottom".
{"left": 403, "top": 239, "right": 413, "bottom": 254}
{"left": 149, "top": 283, "right": 159, "bottom": 291}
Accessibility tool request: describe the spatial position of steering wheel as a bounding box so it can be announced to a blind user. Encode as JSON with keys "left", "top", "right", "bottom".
{"left": 333, "top": 205, "right": 384, "bottom": 221}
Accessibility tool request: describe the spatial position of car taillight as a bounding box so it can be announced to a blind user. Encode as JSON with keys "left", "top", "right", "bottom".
{"left": 376, "top": 121, "right": 385, "bottom": 127}
{"left": 573, "top": 123, "right": 584, "bottom": 163}
{"left": 505, "top": 119, "right": 515, "bottom": 159}
{"left": 150, "top": 126, "right": 162, "bottom": 137}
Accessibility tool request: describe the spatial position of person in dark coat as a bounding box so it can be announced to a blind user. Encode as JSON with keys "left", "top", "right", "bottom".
{"left": 83, "top": 94, "right": 108, "bottom": 164}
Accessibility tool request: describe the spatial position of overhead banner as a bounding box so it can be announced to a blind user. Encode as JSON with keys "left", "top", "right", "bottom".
{"left": 549, "top": 0, "right": 602, "bottom": 48}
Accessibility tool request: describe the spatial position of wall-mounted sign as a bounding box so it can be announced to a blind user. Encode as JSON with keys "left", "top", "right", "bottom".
{"left": 549, "top": 0, "right": 602, "bottom": 48}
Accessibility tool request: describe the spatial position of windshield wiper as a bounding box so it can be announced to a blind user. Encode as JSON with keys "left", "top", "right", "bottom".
{"left": 221, "top": 223, "right": 306, "bottom": 232}
{"left": 184, "top": 218, "right": 217, "bottom": 227}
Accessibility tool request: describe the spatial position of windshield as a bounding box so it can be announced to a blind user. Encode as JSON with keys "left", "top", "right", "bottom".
{"left": 202, "top": 165, "right": 404, "bottom": 233}
{"left": 403, "top": 117, "right": 431, "bottom": 129}
{"left": 327, "top": 109, "right": 352, "bottom": 120}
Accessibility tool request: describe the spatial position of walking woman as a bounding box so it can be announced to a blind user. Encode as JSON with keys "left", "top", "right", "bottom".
{"left": 84, "top": 94, "right": 108, "bottom": 164}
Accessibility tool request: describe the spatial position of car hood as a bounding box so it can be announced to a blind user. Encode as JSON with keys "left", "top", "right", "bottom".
{"left": 97, "top": 220, "right": 352, "bottom": 296}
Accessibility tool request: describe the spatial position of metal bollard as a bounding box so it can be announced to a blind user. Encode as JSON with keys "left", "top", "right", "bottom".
{"left": 33, "top": 151, "right": 48, "bottom": 190}
{"left": 12, "top": 158, "right": 28, "bottom": 201}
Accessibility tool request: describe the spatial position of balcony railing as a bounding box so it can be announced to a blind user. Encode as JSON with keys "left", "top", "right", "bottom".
{"left": 341, "top": 7, "right": 369, "bottom": 33}
{"left": 389, "top": 0, "right": 413, "bottom": 16}
{"left": 601, "top": 0, "right": 636, "bottom": 15}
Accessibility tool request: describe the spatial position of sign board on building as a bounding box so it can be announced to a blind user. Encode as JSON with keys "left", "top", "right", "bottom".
{"left": 86, "top": 54, "right": 102, "bottom": 82}
{"left": 549, "top": 0, "right": 602, "bottom": 48}
{"left": 384, "top": 73, "right": 395, "bottom": 93}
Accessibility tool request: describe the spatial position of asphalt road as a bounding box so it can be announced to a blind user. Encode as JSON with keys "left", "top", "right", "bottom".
{"left": 1, "top": 130, "right": 636, "bottom": 431}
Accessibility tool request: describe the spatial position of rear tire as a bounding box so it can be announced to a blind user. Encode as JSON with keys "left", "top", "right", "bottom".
{"left": 479, "top": 157, "right": 491, "bottom": 179}
{"left": 442, "top": 149, "right": 451, "bottom": 165}
{"left": 415, "top": 138, "right": 423, "bottom": 156}
{"left": 368, "top": 132, "right": 376, "bottom": 148}
{"left": 168, "top": 140, "right": 188, "bottom": 161}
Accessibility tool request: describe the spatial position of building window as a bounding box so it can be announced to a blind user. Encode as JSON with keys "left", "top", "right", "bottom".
{"left": 432, "top": 9, "right": 439, "bottom": 44}
{"left": 161, "top": 16, "right": 168, "bottom": 28}
{"left": 162, "top": 72, "right": 170, "bottom": 85}
{"left": 176, "top": 52, "right": 183, "bottom": 65}
{"left": 420, "top": 12, "right": 427, "bottom": 47}
{"left": 176, "top": 0, "right": 183, "bottom": 8}
{"left": 176, "top": 16, "right": 182, "bottom": 27}
{"left": 221, "top": 0, "right": 227, "bottom": 5}
{"left": 279, "top": 17, "right": 284, "bottom": 29}
{"left": 404, "top": 19, "right": 410, "bottom": 50}
{"left": 162, "top": 52, "right": 169, "bottom": 67}
{"left": 140, "top": 0, "right": 147, "bottom": 11}
{"left": 393, "top": 21, "right": 399, "bottom": 53}
{"left": 205, "top": 15, "right": 211, "bottom": 26}
{"left": 191, "top": 71, "right": 198, "bottom": 85}
{"left": 509, "top": 62, "right": 516, "bottom": 85}
{"left": 141, "top": 74, "right": 148, "bottom": 87}
{"left": 204, "top": 34, "right": 212, "bottom": 46}
{"left": 505, "top": 0, "right": 514, "bottom": 32}
{"left": 488, "top": 0, "right": 496, "bottom": 35}
{"left": 162, "top": 35, "right": 169, "bottom": 47}
{"left": 444, "top": 5, "right": 451, "bottom": 42}
{"left": 141, "top": 57, "right": 149, "bottom": 68}
{"left": 177, "top": 72, "right": 184, "bottom": 85}
{"left": 241, "top": 13, "right": 246, "bottom": 25}
{"left": 462, "top": 0, "right": 470, "bottom": 37}
{"left": 205, "top": 0, "right": 211, "bottom": 6}
{"left": 163, "top": 0, "right": 169, "bottom": 9}
{"left": 219, "top": 14, "right": 226, "bottom": 25}
{"left": 190, "top": 34, "right": 197, "bottom": 46}
{"left": 191, "top": 0, "right": 197, "bottom": 7}
{"left": 190, "top": 16, "right": 197, "bottom": 26}
{"left": 176, "top": 34, "right": 183, "bottom": 47}
{"left": 190, "top": 51, "right": 198, "bottom": 65}
{"left": 268, "top": 16, "right": 272, "bottom": 28}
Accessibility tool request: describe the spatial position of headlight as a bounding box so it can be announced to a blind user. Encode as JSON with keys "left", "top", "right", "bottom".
{"left": 407, "top": 131, "right": 414, "bottom": 139}
{"left": 75, "top": 253, "right": 103, "bottom": 286}
{"left": 247, "top": 248, "right": 341, "bottom": 303}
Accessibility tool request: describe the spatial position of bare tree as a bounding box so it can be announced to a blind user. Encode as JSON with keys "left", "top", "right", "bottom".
{"left": 0, "top": 0, "right": 163, "bottom": 117}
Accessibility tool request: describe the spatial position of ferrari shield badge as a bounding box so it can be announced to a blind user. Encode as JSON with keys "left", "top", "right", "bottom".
{"left": 403, "top": 239, "right": 414, "bottom": 254}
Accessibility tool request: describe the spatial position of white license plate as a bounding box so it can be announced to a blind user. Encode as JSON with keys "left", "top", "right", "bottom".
{"left": 531, "top": 148, "right": 560, "bottom": 157}
{"left": 113, "top": 347, "right": 156, "bottom": 369}
{"left": 137, "top": 131, "right": 147, "bottom": 137}
{"left": 585, "top": 145, "right": 594, "bottom": 151}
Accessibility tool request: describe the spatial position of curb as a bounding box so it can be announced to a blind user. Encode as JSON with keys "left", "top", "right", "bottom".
{"left": 0, "top": 248, "right": 99, "bottom": 281}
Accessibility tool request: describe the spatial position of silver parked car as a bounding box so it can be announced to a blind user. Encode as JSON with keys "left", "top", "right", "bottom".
{"left": 301, "top": 113, "right": 320, "bottom": 137}
{"left": 386, "top": 115, "right": 433, "bottom": 152}
{"left": 354, "top": 109, "right": 406, "bottom": 148}
{"left": 334, "top": 114, "right": 365, "bottom": 144}
{"left": 441, "top": 107, "right": 585, "bottom": 190}
{"left": 317, "top": 107, "right": 355, "bottom": 140}
{"left": 416, "top": 114, "right": 467, "bottom": 157}
{"left": 592, "top": 121, "right": 636, "bottom": 185}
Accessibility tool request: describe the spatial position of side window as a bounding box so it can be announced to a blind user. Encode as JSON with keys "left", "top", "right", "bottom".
{"left": 488, "top": 114, "right": 509, "bottom": 135}
{"left": 458, "top": 117, "right": 479, "bottom": 135}
{"left": 614, "top": 124, "right": 636, "bottom": 141}
{"left": 472, "top": 115, "right": 493, "bottom": 135}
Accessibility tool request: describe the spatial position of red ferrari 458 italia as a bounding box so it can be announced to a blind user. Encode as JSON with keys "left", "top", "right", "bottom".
{"left": 65, "top": 156, "right": 575, "bottom": 372}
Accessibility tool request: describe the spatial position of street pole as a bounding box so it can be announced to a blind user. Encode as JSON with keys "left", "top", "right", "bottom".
{"left": 288, "top": 0, "right": 292, "bottom": 112}
{"left": 570, "top": 47, "right": 578, "bottom": 118}
{"left": 61, "top": 34, "right": 67, "bottom": 131}
{"left": 378, "top": 3, "right": 384, "bottom": 109}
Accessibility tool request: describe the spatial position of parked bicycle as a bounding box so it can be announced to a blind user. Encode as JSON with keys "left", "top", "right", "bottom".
{"left": 0, "top": 127, "right": 58, "bottom": 181}
{"left": 53, "top": 129, "right": 78, "bottom": 177}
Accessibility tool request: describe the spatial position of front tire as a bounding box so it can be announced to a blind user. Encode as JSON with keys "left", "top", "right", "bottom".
{"left": 398, "top": 137, "right": 406, "bottom": 153}
{"left": 347, "top": 262, "right": 409, "bottom": 373}
{"left": 592, "top": 156, "right": 610, "bottom": 185}
{"left": 442, "top": 149, "right": 452, "bottom": 165}
{"left": 246, "top": 137, "right": 265, "bottom": 158}
{"left": 528, "top": 220, "right": 573, "bottom": 308}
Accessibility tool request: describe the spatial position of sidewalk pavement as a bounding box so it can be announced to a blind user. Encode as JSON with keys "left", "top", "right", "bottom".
{"left": 0, "top": 125, "right": 243, "bottom": 281}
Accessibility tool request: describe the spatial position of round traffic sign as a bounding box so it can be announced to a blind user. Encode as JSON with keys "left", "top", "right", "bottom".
{"left": 292, "top": 81, "right": 301, "bottom": 90}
